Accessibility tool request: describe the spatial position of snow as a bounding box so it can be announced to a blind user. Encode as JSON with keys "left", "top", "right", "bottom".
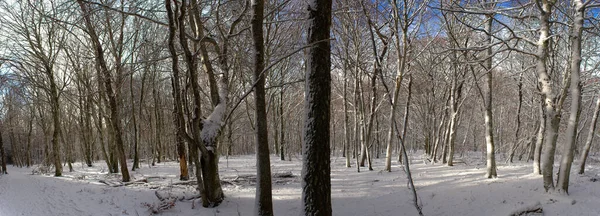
{"left": 1, "top": 153, "right": 599, "bottom": 216}
{"left": 200, "top": 102, "right": 226, "bottom": 146}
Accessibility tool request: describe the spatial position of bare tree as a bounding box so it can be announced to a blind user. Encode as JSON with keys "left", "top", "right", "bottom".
{"left": 76, "top": 0, "right": 131, "bottom": 182}
{"left": 556, "top": 0, "right": 595, "bottom": 194}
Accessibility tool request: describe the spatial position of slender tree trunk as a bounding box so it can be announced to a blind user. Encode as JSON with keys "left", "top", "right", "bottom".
{"left": 131, "top": 72, "right": 140, "bottom": 171}
{"left": 384, "top": 0, "right": 408, "bottom": 171}
{"left": 279, "top": 89, "right": 285, "bottom": 161}
{"left": 557, "top": 0, "right": 585, "bottom": 194}
{"left": 398, "top": 76, "right": 413, "bottom": 164}
{"left": 153, "top": 86, "right": 163, "bottom": 164}
{"left": 432, "top": 105, "right": 447, "bottom": 163}
{"left": 0, "top": 126, "right": 6, "bottom": 174}
{"left": 533, "top": 98, "right": 545, "bottom": 174}
{"left": 508, "top": 73, "right": 524, "bottom": 163}
{"left": 483, "top": 14, "right": 497, "bottom": 178}
{"left": 165, "top": 0, "right": 188, "bottom": 180}
{"left": 446, "top": 80, "right": 461, "bottom": 166}
{"left": 26, "top": 110, "right": 33, "bottom": 167}
{"left": 579, "top": 93, "right": 600, "bottom": 174}
{"left": 354, "top": 78, "right": 361, "bottom": 172}
{"left": 251, "top": 0, "right": 274, "bottom": 214}
{"left": 301, "top": 0, "right": 332, "bottom": 214}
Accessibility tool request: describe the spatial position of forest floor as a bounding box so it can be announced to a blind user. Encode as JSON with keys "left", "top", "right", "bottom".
{"left": 1, "top": 152, "right": 599, "bottom": 216}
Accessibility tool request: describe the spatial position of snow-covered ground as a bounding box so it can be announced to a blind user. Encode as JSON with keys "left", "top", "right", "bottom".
{"left": 1, "top": 153, "right": 599, "bottom": 216}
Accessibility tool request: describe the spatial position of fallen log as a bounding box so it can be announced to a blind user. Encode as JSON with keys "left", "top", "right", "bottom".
{"left": 509, "top": 201, "right": 543, "bottom": 216}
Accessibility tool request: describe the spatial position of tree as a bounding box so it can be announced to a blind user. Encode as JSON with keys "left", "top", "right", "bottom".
{"left": 301, "top": 0, "right": 332, "bottom": 214}
{"left": 0, "top": 122, "right": 6, "bottom": 175}
{"left": 251, "top": 0, "right": 274, "bottom": 214}
{"left": 579, "top": 92, "right": 600, "bottom": 174}
{"left": 537, "top": 0, "right": 559, "bottom": 192}
{"left": 0, "top": 0, "right": 67, "bottom": 176}
{"left": 165, "top": 0, "right": 188, "bottom": 181}
{"left": 76, "top": 0, "right": 131, "bottom": 182}
{"left": 556, "top": 0, "right": 589, "bottom": 194}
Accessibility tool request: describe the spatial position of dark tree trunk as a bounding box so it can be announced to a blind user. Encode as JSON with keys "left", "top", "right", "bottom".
{"left": 165, "top": 0, "right": 188, "bottom": 181}
{"left": 279, "top": 89, "right": 285, "bottom": 161}
{"left": 0, "top": 127, "right": 6, "bottom": 174}
{"left": 251, "top": 0, "right": 273, "bottom": 214}
{"left": 301, "top": 0, "right": 332, "bottom": 215}
{"left": 49, "top": 71, "right": 62, "bottom": 177}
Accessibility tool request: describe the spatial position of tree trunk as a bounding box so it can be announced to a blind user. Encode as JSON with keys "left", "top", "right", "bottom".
{"left": 384, "top": 0, "right": 408, "bottom": 171}
{"left": 398, "top": 76, "right": 413, "bottom": 164}
{"left": 279, "top": 89, "right": 286, "bottom": 161}
{"left": 251, "top": 0, "right": 274, "bottom": 214}
{"left": 579, "top": 92, "right": 600, "bottom": 174}
{"left": 533, "top": 98, "right": 545, "bottom": 174}
{"left": 483, "top": 14, "right": 497, "bottom": 178}
{"left": 0, "top": 126, "right": 6, "bottom": 174}
{"left": 557, "top": 0, "right": 585, "bottom": 194}
{"left": 446, "top": 79, "right": 461, "bottom": 166}
{"left": 432, "top": 104, "right": 448, "bottom": 163}
{"left": 508, "top": 73, "right": 524, "bottom": 163}
{"left": 49, "top": 71, "right": 62, "bottom": 177}
{"left": 301, "top": 0, "right": 332, "bottom": 215}
{"left": 537, "top": 0, "right": 558, "bottom": 192}
{"left": 165, "top": 0, "right": 188, "bottom": 180}
{"left": 131, "top": 71, "right": 140, "bottom": 171}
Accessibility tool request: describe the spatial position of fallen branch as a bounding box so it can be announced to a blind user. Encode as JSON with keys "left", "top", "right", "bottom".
{"left": 99, "top": 179, "right": 148, "bottom": 187}
{"left": 509, "top": 202, "right": 543, "bottom": 216}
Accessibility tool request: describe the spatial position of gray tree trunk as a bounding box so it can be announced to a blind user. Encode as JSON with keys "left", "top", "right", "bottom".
{"left": 578, "top": 92, "right": 600, "bottom": 174}
{"left": 0, "top": 127, "right": 6, "bottom": 174}
{"left": 483, "top": 14, "right": 497, "bottom": 178}
{"left": 537, "top": 0, "right": 559, "bottom": 192}
{"left": 533, "top": 98, "right": 545, "bottom": 174}
{"left": 557, "top": 0, "right": 585, "bottom": 194}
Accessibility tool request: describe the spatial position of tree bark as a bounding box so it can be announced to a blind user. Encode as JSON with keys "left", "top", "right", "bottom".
{"left": 483, "top": 14, "right": 497, "bottom": 178}
{"left": 0, "top": 126, "right": 6, "bottom": 174}
{"left": 48, "top": 68, "right": 63, "bottom": 177}
{"left": 279, "top": 89, "right": 286, "bottom": 161}
{"left": 508, "top": 72, "right": 524, "bottom": 163}
{"left": 537, "top": 0, "right": 558, "bottom": 192}
{"left": 165, "top": 0, "right": 188, "bottom": 181}
{"left": 557, "top": 0, "right": 585, "bottom": 194}
{"left": 533, "top": 97, "right": 545, "bottom": 174}
{"left": 579, "top": 92, "right": 600, "bottom": 174}
{"left": 398, "top": 76, "right": 413, "bottom": 164}
{"left": 301, "top": 0, "right": 332, "bottom": 215}
{"left": 251, "top": 0, "right": 274, "bottom": 214}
